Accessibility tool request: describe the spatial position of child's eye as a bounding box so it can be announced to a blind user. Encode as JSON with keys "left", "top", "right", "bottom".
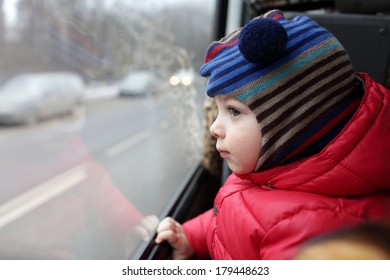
{"left": 229, "top": 107, "right": 240, "bottom": 117}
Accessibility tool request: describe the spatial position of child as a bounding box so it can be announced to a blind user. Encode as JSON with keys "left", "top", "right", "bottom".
{"left": 155, "top": 10, "right": 390, "bottom": 259}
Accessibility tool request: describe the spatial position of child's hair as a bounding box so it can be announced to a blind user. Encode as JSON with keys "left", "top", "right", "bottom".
{"left": 294, "top": 220, "right": 390, "bottom": 259}
{"left": 200, "top": 10, "right": 362, "bottom": 171}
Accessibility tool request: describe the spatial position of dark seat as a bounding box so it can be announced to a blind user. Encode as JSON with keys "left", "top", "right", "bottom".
{"left": 284, "top": 12, "right": 390, "bottom": 88}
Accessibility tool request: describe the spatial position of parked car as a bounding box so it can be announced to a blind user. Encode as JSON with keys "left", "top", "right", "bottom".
{"left": 118, "top": 71, "right": 158, "bottom": 97}
{"left": 0, "top": 72, "right": 85, "bottom": 125}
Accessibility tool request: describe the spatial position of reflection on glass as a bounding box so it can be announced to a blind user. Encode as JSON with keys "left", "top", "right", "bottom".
{"left": 0, "top": 0, "right": 215, "bottom": 259}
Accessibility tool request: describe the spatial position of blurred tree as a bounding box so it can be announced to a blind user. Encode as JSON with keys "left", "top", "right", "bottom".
{"left": 0, "top": 0, "right": 213, "bottom": 83}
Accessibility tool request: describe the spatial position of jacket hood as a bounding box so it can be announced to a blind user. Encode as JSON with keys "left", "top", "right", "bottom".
{"left": 239, "top": 73, "right": 390, "bottom": 197}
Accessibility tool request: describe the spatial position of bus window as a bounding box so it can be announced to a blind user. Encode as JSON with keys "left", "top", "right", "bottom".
{"left": 0, "top": 0, "right": 216, "bottom": 259}
{"left": 147, "top": 0, "right": 390, "bottom": 261}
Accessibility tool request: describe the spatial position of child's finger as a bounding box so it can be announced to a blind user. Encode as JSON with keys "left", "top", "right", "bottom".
{"left": 155, "top": 229, "right": 174, "bottom": 244}
{"left": 156, "top": 217, "right": 177, "bottom": 233}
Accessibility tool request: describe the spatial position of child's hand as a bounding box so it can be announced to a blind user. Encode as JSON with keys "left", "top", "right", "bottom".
{"left": 155, "top": 217, "right": 194, "bottom": 260}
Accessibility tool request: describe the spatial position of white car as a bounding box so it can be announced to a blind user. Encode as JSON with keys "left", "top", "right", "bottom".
{"left": 118, "top": 71, "right": 158, "bottom": 97}
{"left": 0, "top": 72, "right": 85, "bottom": 125}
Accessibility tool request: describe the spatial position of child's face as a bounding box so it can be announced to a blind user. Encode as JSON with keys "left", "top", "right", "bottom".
{"left": 210, "top": 94, "right": 262, "bottom": 174}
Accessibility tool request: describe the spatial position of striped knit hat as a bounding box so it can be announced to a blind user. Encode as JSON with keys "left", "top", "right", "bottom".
{"left": 200, "top": 10, "right": 361, "bottom": 171}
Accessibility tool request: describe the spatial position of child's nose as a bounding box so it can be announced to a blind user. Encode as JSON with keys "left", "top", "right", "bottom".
{"left": 210, "top": 118, "right": 224, "bottom": 139}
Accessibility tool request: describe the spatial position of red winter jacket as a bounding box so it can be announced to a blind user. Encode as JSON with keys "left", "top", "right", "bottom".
{"left": 183, "top": 73, "right": 390, "bottom": 259}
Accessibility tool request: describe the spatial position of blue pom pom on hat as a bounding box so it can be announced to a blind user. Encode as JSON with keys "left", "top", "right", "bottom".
{"left": 200, "top": 10, "right": 360, "bottom": 171}
{"left": 238, "top": 17, "right": 287, "bottom": 64}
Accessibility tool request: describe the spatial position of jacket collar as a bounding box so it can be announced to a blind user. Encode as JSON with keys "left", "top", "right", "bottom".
{"left": 237, "top": 73, "right": 390, "bottom": 196}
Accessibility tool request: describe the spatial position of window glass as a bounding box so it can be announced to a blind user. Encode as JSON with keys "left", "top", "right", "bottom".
{"left": 0, "top": 0, "right": 215, "bottom": 259}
